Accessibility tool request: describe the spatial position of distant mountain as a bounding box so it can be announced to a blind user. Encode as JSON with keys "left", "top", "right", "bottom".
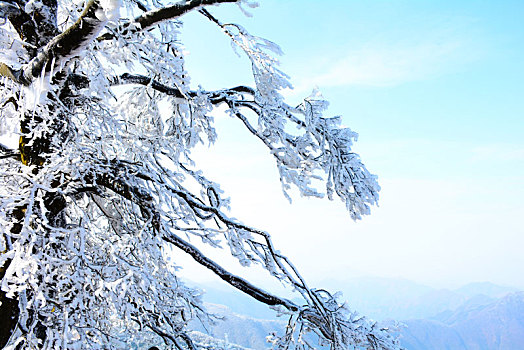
{"left": 400, "top": 319, "right": 467, "bottom": 350}
{"left": 317, "top": 277, "right": 466, "bottom": 320}
{"left": 312, "top": 277, "right": 520, "bottom": 321}
{"left": 401, "top": 292, "right": 524, "bottom": 350}
{"left": 191, "top": 304, "right": 285, "bottom": 349}
{"left": 196, "top": 278, "right": 521, "bottom": 322}
{"left": 454, "top": 282, "right": 519, "bottom": 299}
{"left": 197, "top": 283, "right": 285, "bottom": 320}
{"left": 195, "top": 293, "right": 524, "bottom": 350}
{"left": 191, "top": 278, "right": 524, "bottom": 350}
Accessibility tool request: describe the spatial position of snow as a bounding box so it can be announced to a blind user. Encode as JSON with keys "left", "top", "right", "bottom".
{"left": 97, "top": 0, "right": 121, "bottom": 22}
{"left": 22, "top": 74, "right": 52, "bottom": 110}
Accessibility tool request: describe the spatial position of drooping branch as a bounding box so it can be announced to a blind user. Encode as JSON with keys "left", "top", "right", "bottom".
{"left": 163, "top": 231, "right": 299, "bottom": 312}
{"left": 85, "top": 162, "right": 299, "bottom": 311}
{"left": 109, "top": 73, "right": 311, "bottom": 181}
{"left": 93, "top": 167, "right": 389, "bottom": 348}
{"left": 111, "top": 68, "right": 379, "bottom": 220}
{"left": 83, "top": 166, "right": 359, "bottom": 347}
{"left": 80, "top": 163, "right": 309, "bottom": 345}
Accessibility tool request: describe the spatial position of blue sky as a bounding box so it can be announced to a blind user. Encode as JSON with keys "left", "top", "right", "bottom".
{"left": 176, "top": 1, "right": 524, "bottom": 289}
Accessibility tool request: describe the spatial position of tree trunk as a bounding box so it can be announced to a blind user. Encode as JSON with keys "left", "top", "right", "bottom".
{"left": 0, "top": 103, "right": 67, "bottom": 347}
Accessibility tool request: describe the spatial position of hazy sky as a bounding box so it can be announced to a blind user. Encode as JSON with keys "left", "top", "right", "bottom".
{"left": 175, "top": 1, "right": 524, "bottom": 290}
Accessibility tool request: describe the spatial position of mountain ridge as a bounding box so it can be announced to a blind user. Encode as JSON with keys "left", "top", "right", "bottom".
{"left": 191, "top": 278, "right": 523, "bottom": 349}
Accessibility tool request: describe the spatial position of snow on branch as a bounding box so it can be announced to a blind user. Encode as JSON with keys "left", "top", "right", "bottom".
{"left": 135, "top": 0, "right": 240, "bottom": 31}
{"left": 197, "top": 9, "right": 380, "bottom": 219}
{"left": 163, "top": 231, "right": 298, "bottom": 311}
{"left": 0, "top": 2, "right": 38, "bottom": 50}
{"left": 97, "top": 0, "right": 242, "bottom": 41}
{"left": 75, "top": 157, "right": 396, "bottom": 349}
{"left": 2, "top": 0, "right": 119, "bottom": 85}
{"left": 109, "top": 71, "right": 379, "bottom": 219}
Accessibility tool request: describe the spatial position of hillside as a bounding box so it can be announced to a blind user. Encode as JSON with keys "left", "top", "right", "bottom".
{"left": 401, "top": 292, "right": 524, "bottom": 349}
{"left": 194, "top": 279, "right": 524, "bottom": 349}
{"left": 190, "top": 304, "right": 286, "bottom": 349}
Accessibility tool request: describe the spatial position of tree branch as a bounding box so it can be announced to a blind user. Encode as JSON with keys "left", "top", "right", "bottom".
{"left": 0, "top": 2, "right": 39, "bottom": 53}
{"left": 3, "top": 0, "right": 110, "bottom": 85}
{"left": 136, "top": 0, "right": 239, "bottom": 31}
{"left": 146, "top": 323, "right": 193, "bottom": 350}
{"left": 0, "top": 145, "right": 19, "bottom": 160}
{"left": 98, "top": 0, "right": 240, "bottom": 41}
{"left": 110, "top": 73, "right": 188, "bottom": 98}
{"left": 82, "top": 161, "right": 300, "bottom": 313}
{"left": 163, "top": 231, "right": 299, "bottom": 312}
{"left": 110, "top": 72, "right": 254, "bottom": 101}
{"left": 73, "top": 161, "right": 393, "bottom": 349}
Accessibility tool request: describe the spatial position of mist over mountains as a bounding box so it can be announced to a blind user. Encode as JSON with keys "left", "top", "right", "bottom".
{"left": 402, "top": 292, "right": 524, "bottom": 349}
{"left": 193, "top": 277, "right": 523, "bottom": 349}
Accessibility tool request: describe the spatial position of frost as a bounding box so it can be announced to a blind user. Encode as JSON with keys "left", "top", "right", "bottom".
{"left": 0, "top": 0, "right": 395, "bottom": 349}
{"left": 21, "top": 75, "right": 52, "bottom": 110}
{"left": 98, "top": 0, "right": 121, "bottom": 21}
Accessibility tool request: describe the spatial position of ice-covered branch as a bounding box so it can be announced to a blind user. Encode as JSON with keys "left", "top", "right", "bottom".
{"left": 135, "top": 0, "right": 240, "bottom": 31}
{"left": 110, "top": 73, "right": 254, "bottom": 100}
{"left": 98, "top": 0, "right": 240, "bottom": 41}
{"left": 75, "top": 159, "right": 396, "bottom": 349}
{"left": 0, "top": 144, "right": 19, "bottom": 160}
{"left": 0, "top": 1, "right": 38, "bottom": 47}
{"left": 163, "top": 232, "right": 298, "bottom": 311}
{"left": 4, "top": 0, "right": 118, "bottom": 85}
{"left": 110, "top": 70, "right": 380, "bottom": 219}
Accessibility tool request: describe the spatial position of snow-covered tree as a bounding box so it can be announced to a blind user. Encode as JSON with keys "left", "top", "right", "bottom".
{"left": 0, "top": 0, "right": 400, "bottom": 348}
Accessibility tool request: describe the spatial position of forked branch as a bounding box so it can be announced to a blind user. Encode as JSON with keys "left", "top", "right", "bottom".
{"left": 2, "top": 0, "right": 110, "bottom": 85}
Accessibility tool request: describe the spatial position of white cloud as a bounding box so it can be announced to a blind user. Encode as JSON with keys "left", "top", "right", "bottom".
{"left": 282, "top": 16, "right": 481, "bottom": 96}
{"left": 470, "top": 144, "right": 524, "bottom": 162}
{"left": 286, "top": 41, "right": 465, "bottom": 96}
